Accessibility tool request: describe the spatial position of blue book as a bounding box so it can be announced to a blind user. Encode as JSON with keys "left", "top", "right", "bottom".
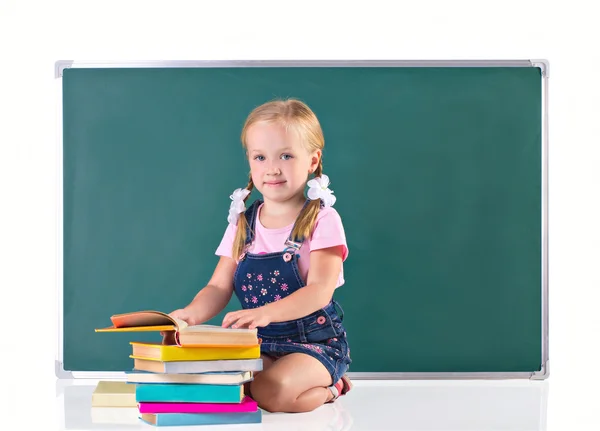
{"left": 140, "top": 410, "right": 262, "bottom": 426}
{"left": 136, "top": 383, "right": 244, "bottom": 403}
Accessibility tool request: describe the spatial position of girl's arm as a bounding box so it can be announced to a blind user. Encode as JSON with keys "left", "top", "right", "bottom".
{"left": 172, "top": 256, "right": 236, "bottom": 325}
{"left": 262, "top": 245, "right": 343, "bottom": 322}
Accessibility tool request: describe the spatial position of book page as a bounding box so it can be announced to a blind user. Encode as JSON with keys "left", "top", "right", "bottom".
{"left": 171, "top": 316, "right": 188, "bottom": 330}
{"left": 183, "top": 324, "right": 256, "bottom": 333}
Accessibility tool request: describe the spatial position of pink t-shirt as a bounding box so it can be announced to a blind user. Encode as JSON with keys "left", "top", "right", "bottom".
{"left": 215, "top": 204, "right": 348, "bottom": 288}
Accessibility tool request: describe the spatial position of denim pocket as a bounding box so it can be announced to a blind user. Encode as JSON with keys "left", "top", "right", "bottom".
{"left": 258, "top": 321, "right": 301, "bottom": 340}
{"left": 303, "top": 307, "right": 345, "bottom": 343}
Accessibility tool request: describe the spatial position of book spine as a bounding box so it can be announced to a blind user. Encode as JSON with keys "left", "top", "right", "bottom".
{"left": 136, "top": 383, "right": 243, "bottom": 403}
{"left": 162, "top": 345, "right": 260, "bottom": 361}
{"left": 138, "top": 398, "right": 257, "bottom": 414}
{"left": 163, "top": 359, "right": 263, "bottom": 374}
{"left": 153, "top": 411, "right": 262, "bottom": 426}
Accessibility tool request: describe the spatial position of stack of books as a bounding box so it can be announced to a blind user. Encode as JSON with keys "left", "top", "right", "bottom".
{"left": 96, "top": 310, "right": 263, "bottom": 427}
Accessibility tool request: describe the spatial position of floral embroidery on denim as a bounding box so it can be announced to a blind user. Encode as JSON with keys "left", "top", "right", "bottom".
{"left": 257, "top": 274, "right": 263, "bottom": 281}
{"left": 278, "top": 340, "right": 333, "bottom": 357}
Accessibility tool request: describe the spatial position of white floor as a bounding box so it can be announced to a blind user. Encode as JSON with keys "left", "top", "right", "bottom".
{"left": 57, "top": 378, "right": 555, "bottom": 431}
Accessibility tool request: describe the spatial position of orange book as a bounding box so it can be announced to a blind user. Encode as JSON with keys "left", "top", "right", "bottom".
{"left": 95, "top": 310, "right": 258, "bottom": 347}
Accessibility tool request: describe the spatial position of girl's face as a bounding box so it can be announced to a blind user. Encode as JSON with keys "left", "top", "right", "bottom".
{"left": 246, "top": 122, "right": 320, "bottom": 205}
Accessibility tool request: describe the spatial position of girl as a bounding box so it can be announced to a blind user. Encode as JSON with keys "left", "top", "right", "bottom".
{"left": 167, "top": 99, "right": 352, "bottom": 413}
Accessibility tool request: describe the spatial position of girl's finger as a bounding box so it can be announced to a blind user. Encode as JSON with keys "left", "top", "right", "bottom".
{"left": 233, "top": 316, "right": 252, "bottom": 329}
{"left": 223, "top": 314, "right": 240, "bottom": 328}
{"left": 221, "top": 313, "right": 235, "bottom": 327}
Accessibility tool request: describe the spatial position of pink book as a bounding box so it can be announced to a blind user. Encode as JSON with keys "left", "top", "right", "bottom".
{"left": 138, "top": 396, "right": 258, "bottom": 414}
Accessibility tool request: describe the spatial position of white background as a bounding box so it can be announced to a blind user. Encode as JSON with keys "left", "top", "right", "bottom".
{"left": 0, "top": 0, "right": 598, "bottom": 429}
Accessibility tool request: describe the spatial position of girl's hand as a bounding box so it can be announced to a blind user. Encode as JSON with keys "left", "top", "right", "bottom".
{"left": 161, "top": 308, "right": 197, "bottom": 345}
{"left": 169, "top": 308, "right": 197, "bottom": 325}
{"left": 222, "top": 308, "right": 272, "bottom": 329}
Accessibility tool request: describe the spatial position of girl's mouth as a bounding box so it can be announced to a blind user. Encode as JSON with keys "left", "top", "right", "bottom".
{"left": 264, "top": 181, "right": 286, "bottom": 186}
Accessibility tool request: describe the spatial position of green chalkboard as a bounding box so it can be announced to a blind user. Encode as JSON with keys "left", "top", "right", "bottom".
{"left": 59, "top": 62, "right": 546, "bottom": 378}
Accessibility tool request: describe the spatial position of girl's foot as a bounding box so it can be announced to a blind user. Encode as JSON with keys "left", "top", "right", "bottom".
{"left": 326, "top": 374, "right": 353, "bottom": 403}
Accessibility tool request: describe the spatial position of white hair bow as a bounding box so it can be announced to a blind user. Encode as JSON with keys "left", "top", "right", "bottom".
{"left": 227, "top": 188, "right": 251, "bottom": 225}
{"left": 307, "top": 174, "right": 336, "bottom": 207}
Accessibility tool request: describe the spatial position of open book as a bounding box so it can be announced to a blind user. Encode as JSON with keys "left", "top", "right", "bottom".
{"left": 95, "top": 310, "right": 258, "bottom": 347}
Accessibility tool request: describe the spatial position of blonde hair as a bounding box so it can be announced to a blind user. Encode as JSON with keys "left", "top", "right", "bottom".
{"left": 232, "top": 98, "right": 325, "bottom": 260}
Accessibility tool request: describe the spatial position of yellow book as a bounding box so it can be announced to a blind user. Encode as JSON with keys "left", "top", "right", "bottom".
{"left": 95, "top": 310, "right": 258, "bottom": 347}
{"left": 130, "top": 342, "right": 261, "bottom": 361}
{"left": 91, "top": 381, "right": 137, "bottom": 407}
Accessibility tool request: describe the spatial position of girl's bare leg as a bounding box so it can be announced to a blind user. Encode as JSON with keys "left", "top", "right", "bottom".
{"left": 249, "top": 352, "right": 335, "bottom": 413}
{"left": 244, "top": 353, "right": 276, "bottom": 398}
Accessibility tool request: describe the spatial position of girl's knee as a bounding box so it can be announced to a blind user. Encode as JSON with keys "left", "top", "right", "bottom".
{"left": 250, "top": 373, "right": 294, "bottom": 412}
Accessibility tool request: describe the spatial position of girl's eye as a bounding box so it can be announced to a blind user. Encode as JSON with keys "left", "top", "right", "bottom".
{"left": 281, "top": 154, "right": 293, "bottom": 160}
{"left": 254, "top": 155, "right": 265, "bottom": 161}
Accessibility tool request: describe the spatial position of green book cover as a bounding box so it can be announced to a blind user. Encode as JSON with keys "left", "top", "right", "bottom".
{"left": 135, "top": 383, "right": 244, "bottom": 403}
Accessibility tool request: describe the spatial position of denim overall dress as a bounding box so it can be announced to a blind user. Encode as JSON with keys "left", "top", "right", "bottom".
{"left": 233, "top": 199, "right": 352, "bottom": 384}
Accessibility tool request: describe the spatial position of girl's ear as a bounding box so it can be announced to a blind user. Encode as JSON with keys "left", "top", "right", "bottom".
{"left": 309, "top": 150, "right": 322, "bottom": 173}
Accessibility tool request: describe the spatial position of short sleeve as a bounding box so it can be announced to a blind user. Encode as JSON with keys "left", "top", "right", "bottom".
{"left": 215, "top": 223, "right": 238, "bottom": 259}
{"left": 309, "top": 207, "right": 349, "bottom": 261}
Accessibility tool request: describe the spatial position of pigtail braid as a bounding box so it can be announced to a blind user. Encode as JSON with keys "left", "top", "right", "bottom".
{"left": 291, "top": 158, "right": 324, "bottom": 242}
{"left": 231, "top": 174, "right": 254, "bottom": 260}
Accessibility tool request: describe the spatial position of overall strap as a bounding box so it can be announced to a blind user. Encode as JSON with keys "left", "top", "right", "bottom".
{"left": 285, "top": 199, "right": 323, "bottom": 249}
{"left": 243, "top": 199, "right": 262, "bottom": 246}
